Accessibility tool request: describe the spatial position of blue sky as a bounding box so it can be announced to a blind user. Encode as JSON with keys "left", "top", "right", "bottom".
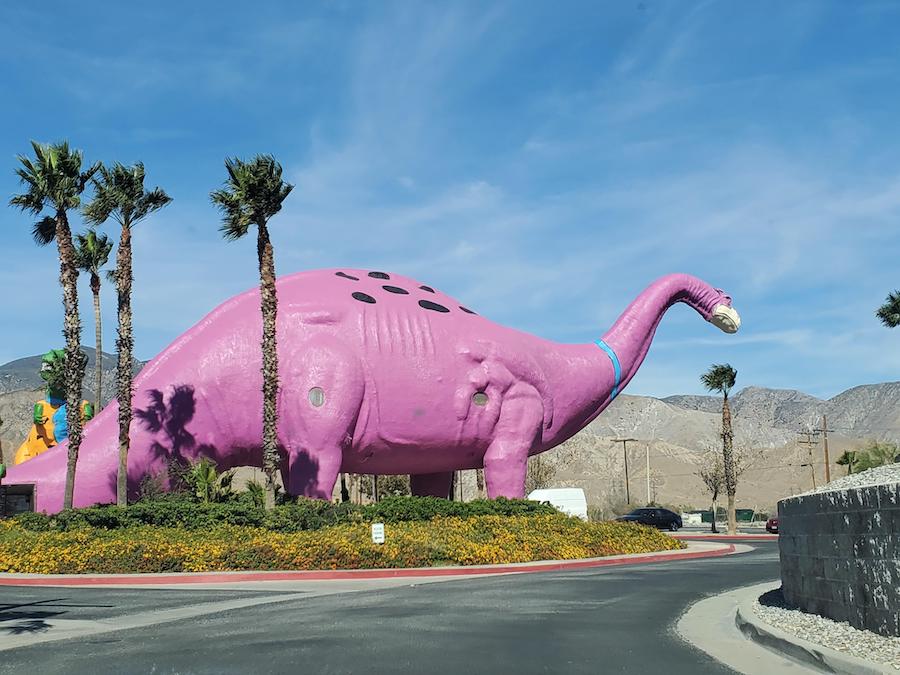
{"left": 1, "top": 1, "right": 899, "bottom": 399}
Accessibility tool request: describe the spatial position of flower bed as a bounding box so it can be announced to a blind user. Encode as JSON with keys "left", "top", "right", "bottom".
{"left": 0, "top": 514, "right": 684, "bottom": 574}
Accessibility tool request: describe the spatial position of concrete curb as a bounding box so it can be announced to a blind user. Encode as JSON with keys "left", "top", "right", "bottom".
{"left": 0, "top": 541, "right": 735, "bottom": 587}
{"left": 675, "top": 534, "right": 777, "bottom": 541}
{"left": 735, "top": 583, "right": 900, "bottom": 675}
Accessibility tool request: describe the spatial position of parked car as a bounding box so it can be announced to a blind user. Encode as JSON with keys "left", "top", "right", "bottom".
{"left": 766, "top": 517, "right": 779, "bottom": 534}
{"left": 616, "top": 507, "right": 682, "bottom": 531}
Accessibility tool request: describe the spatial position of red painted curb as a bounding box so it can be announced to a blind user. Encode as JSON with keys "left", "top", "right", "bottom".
{"left": 0, "top": 544, "right": 735, "bottom": 586}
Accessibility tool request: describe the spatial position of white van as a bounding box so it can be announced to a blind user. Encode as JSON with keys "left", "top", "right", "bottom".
{"left": 527, "top": 488, "right": 588, "bottom": 520}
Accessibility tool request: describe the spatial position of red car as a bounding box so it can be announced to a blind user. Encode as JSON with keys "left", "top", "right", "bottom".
{"left": 766, "top": 517, "right": 779, "bottom": 534}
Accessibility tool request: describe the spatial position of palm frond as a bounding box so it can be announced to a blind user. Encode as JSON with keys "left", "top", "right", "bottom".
{"left": 876, "top": 290, "right": 900, "bottom": 328}
{"left": 83, "top": 162, "right": 171, "bottom": 228}
{"left": 32, "top": 216, "right": 57, "bottom": 245}
{"left": 701, "top": 363, "right": 737, "bottom": 396}
{"left": 210, "top": 155, "right": 293, "bottom": 241}
{"left": 74, "top": 228, "right": 114, "bottom": 274}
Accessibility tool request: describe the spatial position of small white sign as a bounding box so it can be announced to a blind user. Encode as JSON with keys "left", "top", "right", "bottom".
{"left": 371, "top": 522, "right": 385, "bottom": 544}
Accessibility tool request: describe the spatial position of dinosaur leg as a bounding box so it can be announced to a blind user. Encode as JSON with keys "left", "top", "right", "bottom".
{"left": 483, "top": 384, "right": 544, "bottom": 499}
{"left": 282, "top": 443, "right": 343, "bottom": 500}
{"left": 410, "top": 472, "right": 454, "bottom": 498}
{"left": 278, "top": 337, "right": 364, "bottom": 500}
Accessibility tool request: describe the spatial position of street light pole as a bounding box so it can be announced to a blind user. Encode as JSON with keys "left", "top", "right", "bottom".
{"left": 613, "top": 439, "right": 637, "bottom": 505}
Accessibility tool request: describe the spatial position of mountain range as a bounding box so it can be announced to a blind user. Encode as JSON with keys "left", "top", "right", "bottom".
{"left": 1, "top": 350, "right": 897, "bottom": 512}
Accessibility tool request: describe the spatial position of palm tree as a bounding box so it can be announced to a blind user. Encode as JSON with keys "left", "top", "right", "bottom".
{"left": 876, "top": 291, "right": 900, "bottom": 328}
{"left": 75, "top": 229, "right": 114, "bottom": 409}
{"left": 701, "top": 363, "right": 738, "bottom": 535}
{"left": 210, "top": 155, "right": 293, "bottom": 509}
{"left": 84, "top": 163, "right": 172, "bottom": 507}
{"left": 11, "top": 141, "right": 100, "bottom": 509}
{"left": 836, "top": 450, "right": 859, "bottom": 476}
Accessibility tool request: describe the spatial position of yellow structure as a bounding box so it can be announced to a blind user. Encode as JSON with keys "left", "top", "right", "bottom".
{"left": 14, "top": 399, "right": 93, "bottom": 465}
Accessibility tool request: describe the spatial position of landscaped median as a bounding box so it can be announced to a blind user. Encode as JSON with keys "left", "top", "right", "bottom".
{"left": 0, "top": 497, "right": 685, "bottom": 574}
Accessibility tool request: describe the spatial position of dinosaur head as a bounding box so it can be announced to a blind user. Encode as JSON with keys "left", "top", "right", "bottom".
{"left": 708, "top": 289, "right": 741, "bottom": 334}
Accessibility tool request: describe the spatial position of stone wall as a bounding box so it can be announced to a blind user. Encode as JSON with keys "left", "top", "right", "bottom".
{"left": 778, "top": 482, "right": 900, "bottom": 637}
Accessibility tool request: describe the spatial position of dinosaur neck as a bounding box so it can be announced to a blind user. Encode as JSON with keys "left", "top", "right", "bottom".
{"left": 598, "top": 273, "right": 720, "bottom": 393}
{"left": 537, "top": 274, "right": 723, "bottom": 448}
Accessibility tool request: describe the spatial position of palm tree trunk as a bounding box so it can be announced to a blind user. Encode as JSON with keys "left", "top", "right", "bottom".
{"left": 57, "top": 210, "right": 85, "bottom": 511}
{"left": 710, "top": 496, "right": 718, "bottom": 533}
{"left": 91, "top": 272, "right": 103, "bottom": 410}
{"left": 116, "top": 224, "right": 134, "bottom": 507}
{"left": 258, "top": 221, "right": 279, "bottom": 510}
{"left": 721, "top": 394, "right": 737, "bottom": 535}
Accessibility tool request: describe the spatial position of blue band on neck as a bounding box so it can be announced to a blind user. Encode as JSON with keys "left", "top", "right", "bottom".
{"left": 595, "top": 339, "right": 621, "bottom": 400}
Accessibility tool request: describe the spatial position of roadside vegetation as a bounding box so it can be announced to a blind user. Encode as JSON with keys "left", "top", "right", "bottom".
{"left": 0, "top": 495, "right": 683, "bottom": 574}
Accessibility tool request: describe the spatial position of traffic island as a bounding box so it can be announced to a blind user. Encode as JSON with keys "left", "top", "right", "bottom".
{"left": 736, "top": 583, "right": 900, "bottom": 674}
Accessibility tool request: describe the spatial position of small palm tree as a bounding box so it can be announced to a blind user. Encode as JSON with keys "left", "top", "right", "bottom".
{"left": 876, "top": 291, "right": 900, "bottom": 328}
{"left": 836, "top": 450, "right": 859, "bottom": 476}
{"left": 211, "top": 155, "right": 293, "bottom": 510}
{"left": 11, "top": 141, "right": 100, "bottom": 509}
{"left": 84, "top": 163, "right": 172, "bottom": 507}
{"left": 75, "top": 229, "right": 114, "bottom": 409}
{"left": 701, "top": 363, "right": 738, "bottom": 535}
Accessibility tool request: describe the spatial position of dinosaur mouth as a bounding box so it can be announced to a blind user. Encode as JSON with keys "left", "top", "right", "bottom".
{"left": 710, "top": 304, "right": 741, "bottom": 333}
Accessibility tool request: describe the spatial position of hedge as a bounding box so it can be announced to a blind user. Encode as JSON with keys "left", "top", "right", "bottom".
{"left": 11, "top": 496, "right": 559, "bottom": 533}
{"left": 0, "top": 514, "right": 685, "bottom": 574}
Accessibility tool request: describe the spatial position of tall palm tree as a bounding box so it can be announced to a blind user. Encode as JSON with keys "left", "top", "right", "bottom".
{"left": 84, "top": 163, "right": 172, "bottom": 507}
{"left": 75, "top": 229, "right": 114, "bottom": 409}
{"left": 210, "top": 155, "right": 293, "bottom": 509}
{"left": 11, "top": 141, "right": 100, "bottom": 509}
{"left": 701, "top": 363, "right": 738, "bottom": 535}
{"left": 876, "top": 291, "right": 900, "bottom": 328}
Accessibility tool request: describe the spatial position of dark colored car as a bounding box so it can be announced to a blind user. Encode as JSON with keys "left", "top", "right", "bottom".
{"left": 616, "top": 508, "right": 682, "bottom": 531}
{"left": 766, "top": 517, "right": 779, "bottom": 534}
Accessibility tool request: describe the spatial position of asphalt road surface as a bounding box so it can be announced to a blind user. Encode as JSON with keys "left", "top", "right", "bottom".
{"left": 0, "top": 541, "right": 780, "bottom": 674}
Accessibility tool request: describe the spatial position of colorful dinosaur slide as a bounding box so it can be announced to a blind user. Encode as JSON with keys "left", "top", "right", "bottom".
{"left": 3, "top": 270, "right": 739, "bottom": 513}
{"left": 13, "top": 349, "right": 94, "bottom": 465}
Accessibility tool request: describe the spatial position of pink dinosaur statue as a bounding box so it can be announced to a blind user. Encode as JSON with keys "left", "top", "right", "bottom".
{"left": 4, "top": 270, "right": 739, "bottom": 513}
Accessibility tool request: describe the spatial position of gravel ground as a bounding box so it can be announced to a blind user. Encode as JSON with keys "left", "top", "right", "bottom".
{"left": 799, "top": 462, "right": 900, "bottom": 495}
{"left": 754, "top": 588, "right": 900, "bottom": 670}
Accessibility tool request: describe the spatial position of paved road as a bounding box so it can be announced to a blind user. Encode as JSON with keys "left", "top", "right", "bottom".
{"left": 0, "top": 541, "right": 779, "bottom": 674}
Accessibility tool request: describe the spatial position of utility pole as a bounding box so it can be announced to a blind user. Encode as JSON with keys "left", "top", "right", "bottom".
{"left": 645, "top": 444, "right": 651, "bottom": 505}
{"left": 813, "top": 415, "right": 832, "bottom": 484}
{"left": 613, "top": 438, "right": 637, "bottom": 504}
{"left": 797, "top": 430, "right": 819, "bottom": 490}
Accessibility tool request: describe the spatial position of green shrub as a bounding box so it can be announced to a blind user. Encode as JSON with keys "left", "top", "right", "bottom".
{"left": 7, "top": 496, "right": 559, "bottom": 533}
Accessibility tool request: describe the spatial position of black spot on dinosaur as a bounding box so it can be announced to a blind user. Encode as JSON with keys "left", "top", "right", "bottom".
{"left": 460, "top": 306, "right": 477, "bottom": 315}
{"left": 382, "top": 285, "right": 409, "bottom": 294}
{"left": 335, "top": 272, "right": 359, "bottom": 281}
{"left": 419, "top": 285, "right": 435, "bottom": 293}
{"left": 352, "top": 292, "right": 377, "bottom": 304}
{"left": 419, "top": 300, "right": 449, "bottom": 313}
{"left": 368, "top": 271, "right": 390, "bottom": 280}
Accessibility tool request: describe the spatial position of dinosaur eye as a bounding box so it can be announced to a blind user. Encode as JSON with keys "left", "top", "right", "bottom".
{"left": 308, "top": 387, "right": 325, "bottom": 407}
{"left": 473, "top": 392, "right": 488, "bottom": 406}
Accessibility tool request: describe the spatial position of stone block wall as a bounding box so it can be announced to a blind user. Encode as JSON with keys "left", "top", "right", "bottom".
{"left": 778, "top": 482, "right": 900, "bottom": 637}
